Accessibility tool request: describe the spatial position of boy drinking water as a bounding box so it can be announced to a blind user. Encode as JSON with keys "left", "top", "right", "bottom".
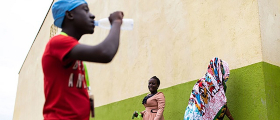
{"left": 41, "top": 0, "right": 123, "bottom": 119}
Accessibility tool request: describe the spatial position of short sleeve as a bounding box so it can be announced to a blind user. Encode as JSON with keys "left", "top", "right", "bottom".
{"left": 49, "top": 35, "right": 79, "bottom": 62}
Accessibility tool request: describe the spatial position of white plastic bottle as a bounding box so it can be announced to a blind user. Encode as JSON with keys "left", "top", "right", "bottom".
{"left": 94, "top": 18, "right": 134, "bottom": 30}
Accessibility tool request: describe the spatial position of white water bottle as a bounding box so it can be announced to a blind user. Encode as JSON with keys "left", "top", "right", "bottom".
{"left": 94, "top": 18, "right": 134, "bottom": 30}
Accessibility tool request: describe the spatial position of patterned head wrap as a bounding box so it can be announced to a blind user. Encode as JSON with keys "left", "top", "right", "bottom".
{"left": 207, "top": 57, "right": 230, "bottom": 85}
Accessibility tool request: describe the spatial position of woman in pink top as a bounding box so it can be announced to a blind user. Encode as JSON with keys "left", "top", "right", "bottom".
{"left": 136, "top": 76, "right": 165, "bottom": 120}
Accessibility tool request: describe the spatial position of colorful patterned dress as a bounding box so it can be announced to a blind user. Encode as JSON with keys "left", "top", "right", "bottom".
{"left": 184, "top": 57, "right": 230, "bottom": 120}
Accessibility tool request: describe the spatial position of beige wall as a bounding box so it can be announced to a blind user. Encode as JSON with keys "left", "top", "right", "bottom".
{"left": 85, "top": 0, "right": 262, "bottom": 107}
{"left": 258, "top": 0, "right": 280, "bottom": 67}
{"left": 14, "top": 0, "right": 276, "bottom": 119}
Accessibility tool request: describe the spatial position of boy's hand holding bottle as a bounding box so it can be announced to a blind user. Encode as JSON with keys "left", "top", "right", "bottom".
{"left": 95, "top": 11, "right": 134, "bottom": 30}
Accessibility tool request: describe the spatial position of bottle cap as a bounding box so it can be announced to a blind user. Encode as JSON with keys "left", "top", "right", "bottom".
{"left": 94, "top": 21, "right": 99, "bottom": 26}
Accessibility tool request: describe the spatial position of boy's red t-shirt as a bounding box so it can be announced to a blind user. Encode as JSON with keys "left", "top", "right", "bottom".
{"left": 42, "top": 35, "right": 90, "bottom": 120}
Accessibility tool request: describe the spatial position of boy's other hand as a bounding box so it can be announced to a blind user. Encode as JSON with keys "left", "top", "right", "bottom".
{"left": 109, "top": 11, "right": 124, "bottom": 25}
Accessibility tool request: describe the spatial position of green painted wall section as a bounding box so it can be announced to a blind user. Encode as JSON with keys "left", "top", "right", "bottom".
{"left": 91, "top": 62, "right": 280, "bottom": 120}
{"left": 263, "top": 62, "right": 280, "bottom": 120}
{"left": 225, "top": 62, "right": 267, "bottom": 120}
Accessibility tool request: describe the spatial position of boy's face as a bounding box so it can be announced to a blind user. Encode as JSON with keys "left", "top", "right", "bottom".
{"left": 71, "top": 4, "right": 95, "bottom": 34}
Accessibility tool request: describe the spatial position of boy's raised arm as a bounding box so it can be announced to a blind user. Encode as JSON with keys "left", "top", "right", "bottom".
{"left": 66, "top": 11, "right": 123, "bottom": 63}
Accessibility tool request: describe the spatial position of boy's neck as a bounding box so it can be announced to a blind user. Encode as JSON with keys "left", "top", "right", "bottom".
{"left": 61, "top": 29, "right": 83, "bottom": 40}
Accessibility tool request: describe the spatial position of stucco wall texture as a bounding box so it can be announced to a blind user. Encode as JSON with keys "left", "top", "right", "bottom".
{"left": 90, "top": 62, "right": 280, "bottom": 120}
{"left": 13, "top": 0, "right": 280, "bottom": 120}
{"left": 258, "top": 0, "right": 280, "bottom": 67}
{"left": 86, "top": 0, "right": 264, "bottom": 107}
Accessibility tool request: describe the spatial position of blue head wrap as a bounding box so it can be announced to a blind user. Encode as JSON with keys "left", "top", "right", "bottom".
{"left": 52, "top": 0, "right": 87, "bottom": 28}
